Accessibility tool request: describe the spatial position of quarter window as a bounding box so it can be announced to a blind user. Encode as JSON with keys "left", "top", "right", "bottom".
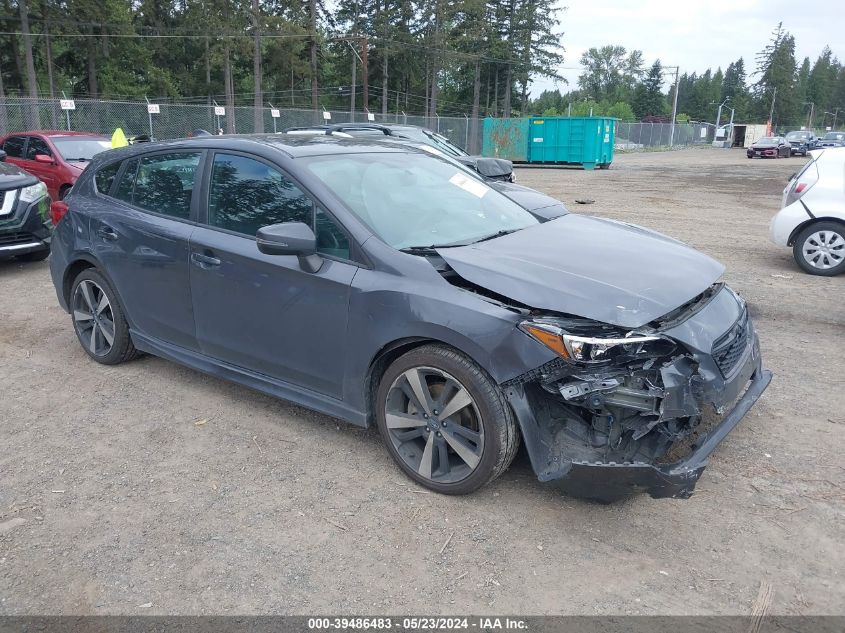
{"left": 112, "top": 153, "right": 201, "bottom": 220}
{"left": 315, "top": 207, "right": 350, "bottom": 260}
{"left": 208, "top": 153, "right": 313, "bottom": 236}
{"left": 3, "top": 136, "right": 26, "bottom": 158}
{"left": 94, "top": 162, "right": 121, "bottom": 196}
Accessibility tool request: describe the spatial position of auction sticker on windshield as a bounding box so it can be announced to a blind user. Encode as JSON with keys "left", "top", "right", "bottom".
{"left": 449, "top": 172, "right": 489, "bottom": 198}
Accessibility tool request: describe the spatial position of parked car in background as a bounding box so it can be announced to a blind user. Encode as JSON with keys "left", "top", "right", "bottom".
{"left": 770, "top": 147, "right": 845, "bottom": 276}
{"left": 0, "top": 131, "right": 111, "bottom": 201}
{"left": 0, "top": 149, "right": 53, "bottom": 262}
{"left": 286, "top": 123, "right": 515, "bottom": 182}
{"left": 747, "top": 136, "right": 791, "bottom": 158}
{"left": 817, "top": 131, "right": 845, "bottom": 148}
{"left": 49, "top": 134, "right": 770, "bottom": 502}
{"left": 785, "top": 131, "right": 817, "bottom": 156}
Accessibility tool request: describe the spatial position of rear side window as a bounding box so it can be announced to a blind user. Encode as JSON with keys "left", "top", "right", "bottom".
{"left": 25, "top": 137, "right": 51, "bottom": 160}
{"left": 94, "top": 162, "right": 121, "bottom": 195}
{"left": 3, "top": 136, "right": 26, "bottom": 158}
{"left": 208, "top": 153, "right": 313, "bottom": 236}
{"left": 112, "top": 152, "right": 201, "bottom": 220}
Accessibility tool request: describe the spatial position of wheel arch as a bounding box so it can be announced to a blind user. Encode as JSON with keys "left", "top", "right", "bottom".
{"left": 788, "top": 216, "right": 845, "bottom": 246}
{"left": 364, "top": 337, "right": 453, "bottom": 427}
{"left": 363, "top": 332, "right": 511, "bottom": 428}
{"left": 62, "top": 255, "right": 131, "bottom": 326}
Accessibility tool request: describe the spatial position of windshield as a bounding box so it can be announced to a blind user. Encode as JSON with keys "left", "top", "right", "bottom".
{"left": 52, "top": 137, "right": 111, "bottom": 161}
{"left": 786, "top": 132, "right": 809, "bottom": 140}
{"left": 757, "top": 137, "right": 779, "bottom": 144}
{"left": 822, "top": 132, "right": 845, "bottom": 140}
{"left": 304, "top": 152, "right": 537, "bottom": 249}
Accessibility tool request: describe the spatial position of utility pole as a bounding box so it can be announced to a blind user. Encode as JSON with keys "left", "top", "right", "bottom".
{"left": 768, "top": 87, "right": 777, "bottom": 134}
{"left": 361, "top": 36, "right": 369, "bottom": 118}
{"left": 350, "top": 49, "right": 356, "bottom": 121}
{"left": 667, "top": 65, "right": 680, "bottom": 147}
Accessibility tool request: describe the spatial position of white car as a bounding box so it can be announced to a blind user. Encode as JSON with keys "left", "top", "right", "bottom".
{"left": 770, "top": 147, "right": 845, "bottom": 275}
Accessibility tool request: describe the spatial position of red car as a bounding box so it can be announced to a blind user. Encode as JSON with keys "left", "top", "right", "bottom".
{"left": 0, "top": 130, "right": 111, "bottom": 200}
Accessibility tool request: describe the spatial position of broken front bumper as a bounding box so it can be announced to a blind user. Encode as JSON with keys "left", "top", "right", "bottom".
{"left": 515, "top": 367, "right": 771, "bottom": 502}
{"left": 504, "top": 287, "right": 772, "bottom": 503}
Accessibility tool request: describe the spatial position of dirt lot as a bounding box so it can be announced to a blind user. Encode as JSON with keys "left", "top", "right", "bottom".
{"left": 1, "top": 147, "right": 843, "bottom": 615}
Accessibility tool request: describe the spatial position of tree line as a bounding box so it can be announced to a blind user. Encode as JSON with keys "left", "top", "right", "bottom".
{"left": 0, "top": 0, "right": 563, "bottom": 138}
{"left": 528, "top": 24, "right": 845, "bottom": 130}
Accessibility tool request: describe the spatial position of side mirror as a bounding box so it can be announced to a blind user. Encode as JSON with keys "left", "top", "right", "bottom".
{"left": 0, "top": 150, "right": 6, "bottom": 162}
{"left": 256, "top": 222, "right": 323, "bottom": 273}
{"left": 35, "top": 154, "right": 54, "bottom": 164}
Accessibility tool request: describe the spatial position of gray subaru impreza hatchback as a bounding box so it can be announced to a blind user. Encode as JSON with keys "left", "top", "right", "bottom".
{"left": 49, "top": 135, "right": 771, "bottom": 502}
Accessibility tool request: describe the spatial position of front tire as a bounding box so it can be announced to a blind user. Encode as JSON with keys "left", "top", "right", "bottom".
{"left": 375, "top": 344, "right": 520, "bottom": 495}
{"left": 70, "top": 268, "right": 139, "bottom": 364}
{"left": 793, "top": 221, "right": 845, "bottom": 276}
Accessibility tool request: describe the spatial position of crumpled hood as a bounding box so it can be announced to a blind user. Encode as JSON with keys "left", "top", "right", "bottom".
{"left": 456, "top": 156, "right": 513, "bottom": 179}
{"left": 437, "top": 215, "right": 725, "bottom": 328}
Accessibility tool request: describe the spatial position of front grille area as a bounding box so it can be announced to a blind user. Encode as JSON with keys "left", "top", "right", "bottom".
{"left": 712, "top": 312, "right": 749, "bottom": 376}
{"left": 0, "top": 232, "right": 36, "bottom": 246}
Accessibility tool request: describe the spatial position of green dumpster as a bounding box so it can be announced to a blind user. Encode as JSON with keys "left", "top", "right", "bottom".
{"left": 527, "top": 117, "right": 616, "bottom": 169}
{"left": 482, "top": 118, "right": 530, "bottom": 162}
{"left": 482, "top": 116, "right": 616, "bottom": 170}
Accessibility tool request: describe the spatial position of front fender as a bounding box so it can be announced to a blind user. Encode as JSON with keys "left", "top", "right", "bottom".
{"left": 343, "top": 268, "right": 557, "bottom": 417}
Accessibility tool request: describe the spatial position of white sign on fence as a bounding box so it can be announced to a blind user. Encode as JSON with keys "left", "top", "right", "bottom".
{"left": 59, "top": 99, "right": 75, "bottom": 111}
{"left": 270, "top": 109, "right": 280, "bottom": 118}
{"left": 700, "top": 127, "right": 707, "bottom": 138}
{"left": 367, "top": 112, "right": 375, "bottom": 121}
{"left": 214, "top": 106, "right": 225, "bottom": 116}
{"left": 322, "top": 111, "right": 332, "bottom": 120}
{"left": 147, "top": 103, "right": 160, "bottom": 114}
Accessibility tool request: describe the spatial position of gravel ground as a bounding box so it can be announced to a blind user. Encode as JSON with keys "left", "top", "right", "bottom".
{"left": 0, "top": 147, "right": 842, "bottom": 615}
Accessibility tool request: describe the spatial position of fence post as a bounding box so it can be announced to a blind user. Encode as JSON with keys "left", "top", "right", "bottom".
{"left": 464, "top": 114, "right": 469, "bottom": 151}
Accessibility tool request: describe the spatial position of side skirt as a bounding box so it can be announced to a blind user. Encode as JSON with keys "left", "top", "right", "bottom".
{"left": 131, "top": 331, "right": 367, "bottom": 427}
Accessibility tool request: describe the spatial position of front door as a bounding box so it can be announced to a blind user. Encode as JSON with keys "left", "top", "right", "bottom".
{"left": 20, "top": 136, "right": 59, "bottom": 196}
{"left": 189, "top": 152, "right": 356, "bottom": 398}
{"left": 89, "top": 151, "right": 204, "bottom": 350}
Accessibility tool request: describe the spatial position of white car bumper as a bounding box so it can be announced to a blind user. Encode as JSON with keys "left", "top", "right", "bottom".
{"left": 769, "top": 200, "right": 812, "bottom": 246}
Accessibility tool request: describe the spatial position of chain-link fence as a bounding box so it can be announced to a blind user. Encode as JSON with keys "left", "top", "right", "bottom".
{"left": 0, "top": 97, "right": 723, "bottom": 155}
{"left": 614, "top": 121, "right": 714, "bottom": 150}
{"left": 0, "top": 96, "right": 473, "bottom": 151}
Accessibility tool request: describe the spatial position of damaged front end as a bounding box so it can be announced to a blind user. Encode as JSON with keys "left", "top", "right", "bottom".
{"left": 502, "top": 284, "right": 772, "bottom": 502}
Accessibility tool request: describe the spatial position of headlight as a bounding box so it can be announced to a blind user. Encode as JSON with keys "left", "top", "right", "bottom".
{"left": 19, "top": 181, "right": 48, "bottom": 203}
{"left": 519, "top": 320, "right": 674, "bottom": 363}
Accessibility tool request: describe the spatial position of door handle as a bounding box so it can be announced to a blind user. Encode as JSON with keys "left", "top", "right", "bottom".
{"left": 191, "top": 252, "right": 222, "bottom": 268}
{"left": 97, "top": 226, "right": 118, "bottom": 241}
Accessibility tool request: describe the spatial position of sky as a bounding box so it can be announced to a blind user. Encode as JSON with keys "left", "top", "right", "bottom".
{"left": 530, "top": 0, "right": 845, "bottom": 96}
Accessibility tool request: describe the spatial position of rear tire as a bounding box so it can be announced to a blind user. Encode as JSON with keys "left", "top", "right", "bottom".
{"left": 793, "top": 221, "right": 845, "bottom": 276}
{"left": 375, "top": 344, "right": 519, "bottom": 495}
{"left": 70, "top": 268, "right": 139, "bottom": 364}
{"left": 16, "top": 248, "right": 49, "bottom": 262}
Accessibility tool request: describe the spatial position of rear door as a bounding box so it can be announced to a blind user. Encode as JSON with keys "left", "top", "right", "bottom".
{"left": 189, "top": 151, "right": 357, "bottom": 397}
{"left": 89, "top": 151, "right": 204, "bottom": 350}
